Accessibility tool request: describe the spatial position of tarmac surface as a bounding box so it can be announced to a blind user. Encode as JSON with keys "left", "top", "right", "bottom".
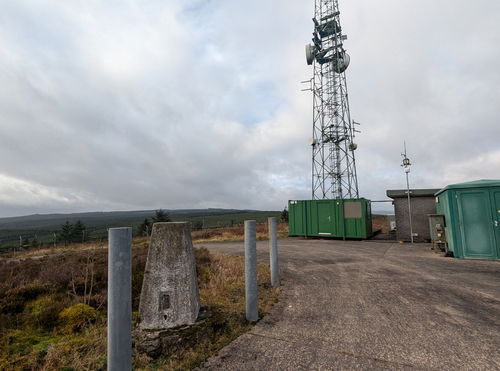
{"left": 196, "top": 238, "right": 500, "bottom": 370}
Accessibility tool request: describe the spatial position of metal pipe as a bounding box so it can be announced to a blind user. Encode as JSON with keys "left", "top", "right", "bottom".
{"left": 244, "top": 220, "right": 258, "bottom": 322}
{"left": 402, "top": 141, "right": 414, "bottom": 244}
{"left": 406, "top": 173, "right": 414, "bottom": 244}
{"left": 107, "top": 227, "right": 132, "bottom": 371}
{"left": 268, "top": 217, "right": 280, "bottom": 287}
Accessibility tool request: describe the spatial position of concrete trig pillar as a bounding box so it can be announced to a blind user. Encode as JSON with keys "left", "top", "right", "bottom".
{"left": 139, "top": 222, "right": 200, "bottom": 330}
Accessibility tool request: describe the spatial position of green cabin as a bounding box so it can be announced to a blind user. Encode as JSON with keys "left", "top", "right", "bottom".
{"left": 435, "top": 180, "right": 500, "bottom": 260}
{"left": 288, "top": 198, "right": 372, "bottom": 239}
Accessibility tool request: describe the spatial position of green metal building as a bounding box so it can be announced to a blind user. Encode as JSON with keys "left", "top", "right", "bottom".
{"left": 288, "top": 198, "right": 372, "bottom": 239}
{"left": 435, "top": 180, "right": 500, "bottom": 260}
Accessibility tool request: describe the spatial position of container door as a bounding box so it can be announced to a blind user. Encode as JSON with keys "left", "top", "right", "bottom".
{"left": 457, "top": 191, "right": 496, "bottom": 258}
{"left": 317, "top": 201, "right": 333, "bottom": 235}
{"left": 288, "top": 201, "right": 305, "bottom": 236}
{"left": 492, "top": 191, "right": 500, "bottom": 258}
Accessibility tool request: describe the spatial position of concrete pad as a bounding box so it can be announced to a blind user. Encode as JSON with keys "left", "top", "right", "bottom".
{"left": 198, "top": 239, "right": 500, "bottom": 370}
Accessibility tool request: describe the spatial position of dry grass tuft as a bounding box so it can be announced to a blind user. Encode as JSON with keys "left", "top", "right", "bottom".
{"left": 192, "top": 222, "right": 288, "bottom": 243}
{"left": 0, "top": 241, "right": 107, "bottom": 261}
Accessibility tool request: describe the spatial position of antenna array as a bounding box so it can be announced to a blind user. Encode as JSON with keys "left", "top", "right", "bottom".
{"left": 305, "top": 0, "right": 359, "bottom": 200}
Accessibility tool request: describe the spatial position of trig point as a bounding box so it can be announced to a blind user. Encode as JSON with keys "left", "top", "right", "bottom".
{"left": 139, "top": 222, "right": 200, "bottom": 330}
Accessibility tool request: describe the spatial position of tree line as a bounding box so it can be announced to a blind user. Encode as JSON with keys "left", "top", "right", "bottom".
{"left": 137, "top": 209, "right": 171, "bottom": 236}
{"left": 59, "top": 220, "right": 87, "bottom": 245}
{"left": 58, "top": 210, "right": 172, "bottom": 243}
{"left": 2, "top": 208, "right": 289, "bottom": 252}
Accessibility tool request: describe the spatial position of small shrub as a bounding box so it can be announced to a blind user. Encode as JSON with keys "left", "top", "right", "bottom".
{"left": 0, "top": 282, "right": 52, "bottom": 314}
{"left": 195, "top": 247, "right": 214, "bottom": 287}
{"left": 59, "top": 304, "right": 98, "bottom": 333}
{"left": 195, "top": 247, "right": 212, "bottom": 268}
{"left": 23, "top": 295, "right": 69, "bottom": 330}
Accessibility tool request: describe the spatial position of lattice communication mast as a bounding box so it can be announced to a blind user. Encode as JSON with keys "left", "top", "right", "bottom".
{"left": 305, "top": 0, "right": 359, "bottom": 200}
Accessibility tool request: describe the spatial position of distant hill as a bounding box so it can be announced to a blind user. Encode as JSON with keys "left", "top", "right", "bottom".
{"left": 0, "top": 208, "right": 280, "bottom": 251}
{"left": 0, "top": 209, "right": 247, "bottom": 229}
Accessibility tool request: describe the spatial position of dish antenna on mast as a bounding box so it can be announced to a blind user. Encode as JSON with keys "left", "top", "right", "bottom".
{"left": 304, "top": 0, "right": 359, "bottom": 200}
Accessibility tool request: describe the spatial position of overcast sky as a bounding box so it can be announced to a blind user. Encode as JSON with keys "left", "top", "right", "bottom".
{"left": 0, "top": 0, "right": 499, "bottom": 217}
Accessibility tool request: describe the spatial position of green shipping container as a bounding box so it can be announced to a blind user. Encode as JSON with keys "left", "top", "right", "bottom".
{"left": 288, "top": 198, "right": 372, "bottom": 239}
{"left": 435, "top": 180, "right": 500, "bottom": 260}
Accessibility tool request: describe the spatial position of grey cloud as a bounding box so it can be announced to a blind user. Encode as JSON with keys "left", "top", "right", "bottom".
{"left": 0, "top": 0, "right": 499, "bottom": 216}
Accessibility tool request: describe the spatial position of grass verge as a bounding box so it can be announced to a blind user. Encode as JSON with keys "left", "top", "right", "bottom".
{"left": 0, "top": 223, "right": 289, "bottom": 262}
{"left": 191, "top": 223, "right": 289, "bottom": 243}
{"left": 0, "top": 245, "right": 280, "bottom": 370}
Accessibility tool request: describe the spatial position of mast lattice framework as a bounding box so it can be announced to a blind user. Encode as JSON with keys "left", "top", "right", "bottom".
{"left": 307, "top": 0, "right": 359, "bottom": 200}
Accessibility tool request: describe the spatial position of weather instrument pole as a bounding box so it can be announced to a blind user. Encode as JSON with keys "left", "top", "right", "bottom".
{"left": 304, "top": 0, "right": 359, "bottom": 200}
{"left": 401, "top": 142, "right": 414, "bottom": 243}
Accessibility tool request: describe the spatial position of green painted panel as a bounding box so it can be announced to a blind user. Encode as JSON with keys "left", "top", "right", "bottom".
{"left": 288, "top": 201, "right": 306, "bottom": 236}
{"left": 436, "top": 193, "right": 458, "bottom": 256}
{"left": 288, "top": 198, "right": 372, "bottom": 239}
{"left": 317, "top": 201, "right": 333, "bottom": 235}
{"left": 344, "top": 200, "right": 360, "bottom": 238}
{"left": 308, "top": 201, "right": 317, "bottom": 235}
{"left": 437, "top": 185, "right": 500, "bottom": 259}
{"left": 332, "top": 200, "right": 345, "bottom": 238}
{"left": 436, "top": 180, "right": 500, "bottom": 195}
{"left": 457, "top": 191, "right": 496, "bottom": 258}
{"left": 492, "top": 191, "right": 500, "bottom": 258}
{"left": 344, "top": 200, "right": 371, "bottom": 238}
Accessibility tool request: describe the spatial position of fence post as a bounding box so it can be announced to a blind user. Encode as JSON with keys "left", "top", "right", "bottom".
{"left": 108, "top": 228, "right": 132, "bottom": 371}
{"left": 245, "top": 220, "right": 258, "bottom": 322}
{"left": 268, "top": 217, "right": 280, "bottom": 286}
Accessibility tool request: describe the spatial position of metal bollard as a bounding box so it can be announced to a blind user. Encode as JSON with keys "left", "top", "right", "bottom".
{"left": 268, "top": 217, "right": 280, "bottom": 286}
{"left": 245, "top": 220, "right": 258, "bottom": 322}
{"left": 108, "top": 228, "right": 132, "bottom": 371}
